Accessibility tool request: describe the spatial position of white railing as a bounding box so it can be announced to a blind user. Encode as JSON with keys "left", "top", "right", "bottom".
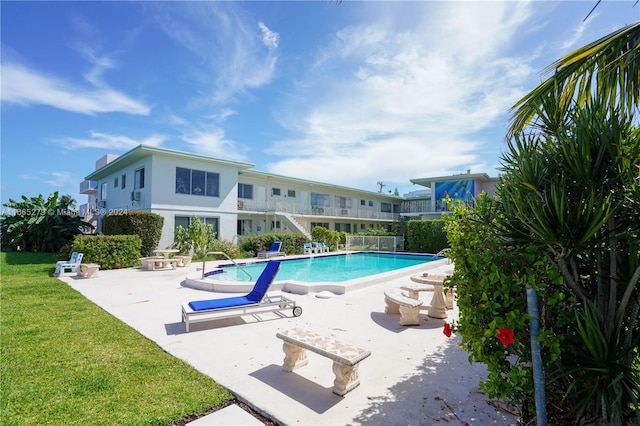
{"left": 238, "top": 199, "right": 399, "bottom": 221}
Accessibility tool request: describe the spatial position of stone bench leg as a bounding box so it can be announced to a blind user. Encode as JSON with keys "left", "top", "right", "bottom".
{"left": 399, "top": 305, "right": 421, "bottom": 326}
{"left": 384, "top": 297, "right": 399, "bottom": 314}
{"left": 332, "top": 361, "right": 361, "bottom": 396}
{"left": 281, "top": 342, "right": 308, "bottom": 372}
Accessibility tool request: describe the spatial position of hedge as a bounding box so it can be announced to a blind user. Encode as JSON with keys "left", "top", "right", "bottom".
{"left": 240, "top": 233, "right": 308, "bottom": 256}
{"left": 103, "top": 211, "right": 164, "bottom": 257}
{"left": 71, "top": 234, "right": 142, "bottom": 270}
{"left": 405, "top": 219, "right": 448, "bottom": 253}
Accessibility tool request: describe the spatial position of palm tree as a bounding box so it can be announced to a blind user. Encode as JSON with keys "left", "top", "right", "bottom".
{"left": 508, "top": 20, "right": 640, "bottom": 138}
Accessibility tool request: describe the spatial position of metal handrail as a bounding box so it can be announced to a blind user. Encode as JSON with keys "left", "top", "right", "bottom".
{"left": 203, "top": 251, "right": 252, "bottom": 280}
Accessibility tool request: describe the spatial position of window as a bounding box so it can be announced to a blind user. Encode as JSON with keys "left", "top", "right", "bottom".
{"left": 381, "top": 202, "right": 392, "bottom": 213}
{"left": 121, "top": 174, "right": 126, "bottom": 189}
{"left": 174, "top": 216, "right": 219, "bottom": 237}
{"left": 360, "top": 199, "right": 366, "bottom": 206}
{"left": 368, "top": 200, "right": 373, "bottom": 207}
{"left": 205, "top": 172, "right": 219, "bottom": 197}
{"left": 114, "top": 177, "right": 119, "bottom": 188}
{"left": 335, "top": 196, "right": 351, "bottom": 208}
{"left": 192, "top": 170, "right": 205, "bottom": 195}
{"left": 175, "top": 167, "right": 219, "bottom": 197}
{"left": 311, "top": 193, "right": 330, "bottom": 207}
{"left": 287, "top": 189, "right": 296, "bottom": 197}
{"left": 238, "top": 183, "right": 253, "bottom": 199}
{"left": 272, "top": 188, "right": 281, "bottom": 196}
{"left": 237, "top": 219, "right": 252, "bottom": 235}
{"left": 176, "top": 167, "right": 190, "bottom": 194}
{"left": 310, "top": 222, "right": 329, "bottom": 229}
{"left": 101, "top": 182, "right": 107, "bottom": 200}
{"left": 134, "top": 168, "right": 145, "bottom": 189}
{"left": 335, "top": 223, "right": 351, "bottom": 233}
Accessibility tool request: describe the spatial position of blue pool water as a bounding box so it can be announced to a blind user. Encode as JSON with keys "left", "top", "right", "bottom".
{"left": 210, "top": 252, "right": 441, "bottom": 282}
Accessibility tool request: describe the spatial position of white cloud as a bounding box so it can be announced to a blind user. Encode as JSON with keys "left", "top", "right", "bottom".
{"left": 267, "top": 2, "right": 537, "bottom": 191}
{"left": 149, "top": 3, "right": 278, "bottom": 104}
{"left": 180, "top": 126, "right": 249, "bottom": 162}
{"left": 259, "top": 22, "right": 279, "bottom": 49}
{"left": 1, "top": 62, "right": 150, "bottom": 115}
{"left": 53, "top": 131, "right": 165, "bottom": 150}
{"left": 18, "top": 171, "right": 74, "bottom": 188}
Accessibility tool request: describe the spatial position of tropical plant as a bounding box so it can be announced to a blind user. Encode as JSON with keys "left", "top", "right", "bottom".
{"left": 0, "top": 192, "right": 93, "bottom": 252}
{"left": 508, "top": 20, "right": 640, "bottom": 138}
{"left": 442, "top": 194, "right": 567, "bottom": 421}
{"left": 499, "top": 94, "right": 640, "bottom": 424}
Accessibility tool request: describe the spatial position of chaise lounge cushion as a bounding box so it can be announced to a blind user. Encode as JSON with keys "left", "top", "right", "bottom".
{"left": 189, "top": 296, "right": 254, "bottom": 311}
{"left": 187, "top": 260, "right": 281, "bottom": 311}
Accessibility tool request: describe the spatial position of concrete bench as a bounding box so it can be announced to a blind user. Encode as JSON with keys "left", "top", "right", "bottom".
{"left": 276, "top": 327, "right": 371, "bottom": 396}
{"left": 139, "top": 257, "right": 163, "bottom": 270}
{"left": 173, "top": 255, "right": 192, "bottom": 267}
{"left": 77, "top": 263, "right": 100, "bottom": 279}
{"left": 384, "top": 288, "right": 423, "bottom": 326}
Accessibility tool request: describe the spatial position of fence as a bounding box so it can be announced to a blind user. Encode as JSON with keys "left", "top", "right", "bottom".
{"left": 346, "top": 236, "right": 404, "bottom": 252}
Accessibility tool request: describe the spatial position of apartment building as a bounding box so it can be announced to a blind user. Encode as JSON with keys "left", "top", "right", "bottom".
{"left": 80, "top": 145, "right": 404, "bottom": 249}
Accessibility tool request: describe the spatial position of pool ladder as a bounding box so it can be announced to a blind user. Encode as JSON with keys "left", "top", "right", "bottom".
{"left": 203, "top": 251, "right": 252, "bottom": 280}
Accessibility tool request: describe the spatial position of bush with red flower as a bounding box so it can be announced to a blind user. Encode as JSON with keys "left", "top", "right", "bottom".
{"left": 443, "top": 194, "right": 567, "bottom": 422}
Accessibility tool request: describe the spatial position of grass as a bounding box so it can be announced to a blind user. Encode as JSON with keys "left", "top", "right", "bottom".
{"left": 0, "top": 251, "right": 234, "bottom": 426}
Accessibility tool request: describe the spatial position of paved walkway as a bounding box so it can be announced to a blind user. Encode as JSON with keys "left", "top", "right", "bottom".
{"left": 60, "top": 257, "right": 518, "bottom": 425}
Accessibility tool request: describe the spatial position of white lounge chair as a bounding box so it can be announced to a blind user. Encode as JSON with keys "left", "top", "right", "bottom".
{"left": 56, "top": 252, "right": 78, "bottom": 267}
{"left": 55, "top": 253, "right": 83, "bottom": 276}
{"left": 316, "top": 242, "right": 330, "bottom": 253}
{"left": 303, "top": 242, "right": 316, "bottom": 254}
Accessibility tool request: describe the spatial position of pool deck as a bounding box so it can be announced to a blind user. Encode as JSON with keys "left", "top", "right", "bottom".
{"left": 59, "top": 254, "right": 518, "bottom": 425}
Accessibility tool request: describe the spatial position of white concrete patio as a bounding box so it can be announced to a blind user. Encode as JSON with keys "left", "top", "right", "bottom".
{"left": 60, "top": 257, "right": 518, "bottom": 425}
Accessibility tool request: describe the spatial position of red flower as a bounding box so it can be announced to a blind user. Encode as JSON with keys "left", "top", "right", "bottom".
{"left": 496, "top": 327, "right": 514, "bottom": 346}
{"left": 443, "top": 323, "right": 452, "bottom": 337}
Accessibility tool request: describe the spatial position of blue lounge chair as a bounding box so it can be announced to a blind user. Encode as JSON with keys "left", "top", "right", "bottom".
{"left": 181, "top": 260, "right": 302, "bottom": 332}
{"left": 257, "top": 241, "right": 285, "bottom": 258}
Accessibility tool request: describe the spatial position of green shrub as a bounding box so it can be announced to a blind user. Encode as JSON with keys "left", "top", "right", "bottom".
{"left": 102, "top": 211, "right": 163, "bottom": 257}
{"left": 71, "top": 234, "right": 142, "bottom": 270}
{"left": 311, "top": 227, "right": 341, "bottom": 251}
{"left": 240, "top": 233, "right": 307, "bottom": 256}
{"left": 405, "top": 219, "right": 447, "bottom": 253}
{"left": 443, "top": 195, "right": 567, "bottom": 421}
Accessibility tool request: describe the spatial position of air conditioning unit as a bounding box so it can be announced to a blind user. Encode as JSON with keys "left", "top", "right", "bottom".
{"left": 131, "top": 191, "right": 141, "bottom": 202}
{"left": 98, "top": 200, "right": 107, "bottom": 208}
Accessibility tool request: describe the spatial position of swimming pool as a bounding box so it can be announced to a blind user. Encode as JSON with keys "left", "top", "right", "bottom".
{"left": 208, "top": 252, "right": 441, "bottom": 282}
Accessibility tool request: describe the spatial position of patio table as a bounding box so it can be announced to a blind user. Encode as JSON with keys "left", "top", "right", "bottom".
{"left": 400, "top": 282, "right": 447, "bottom": 319}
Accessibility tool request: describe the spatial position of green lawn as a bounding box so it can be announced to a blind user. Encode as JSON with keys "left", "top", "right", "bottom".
{"left": 0, "top": 252, "right": 233, "bottom": 426}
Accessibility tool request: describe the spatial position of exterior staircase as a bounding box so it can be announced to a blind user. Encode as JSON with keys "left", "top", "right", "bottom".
{"left": 280, "top": 212, "right": 312, "bottom": 239}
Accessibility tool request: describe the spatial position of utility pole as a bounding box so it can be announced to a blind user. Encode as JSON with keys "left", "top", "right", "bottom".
{"left": 377, "top": 181, "right": 386, "bottom": 193}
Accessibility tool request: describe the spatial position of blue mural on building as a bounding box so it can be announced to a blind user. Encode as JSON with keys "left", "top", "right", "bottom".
{"left": 435, "top": 180, "right": 475, "bottom": 211}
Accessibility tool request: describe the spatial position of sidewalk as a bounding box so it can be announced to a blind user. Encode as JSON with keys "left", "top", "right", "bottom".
{"left": 61, "top": 258, "right": 518, "bottom": 425}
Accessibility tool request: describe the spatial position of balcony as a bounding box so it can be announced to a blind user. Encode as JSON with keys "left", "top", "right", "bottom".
{"left": 237, "top": 199, "right": 399, "bottom": 221}
{"left": 79, "top": 180, "right": 98, "bottom": 195}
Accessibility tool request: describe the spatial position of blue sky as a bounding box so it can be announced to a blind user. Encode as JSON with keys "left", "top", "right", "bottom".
{"left": 2, "top": 1, "right": 638, "bottom": 208}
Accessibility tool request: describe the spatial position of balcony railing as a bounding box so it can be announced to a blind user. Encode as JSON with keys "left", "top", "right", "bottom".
{"left": 79, "top": 180, "right": 98, "bottom": 194}
{"left": 237, "top": 199, "right": 399, "bottom": 221}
